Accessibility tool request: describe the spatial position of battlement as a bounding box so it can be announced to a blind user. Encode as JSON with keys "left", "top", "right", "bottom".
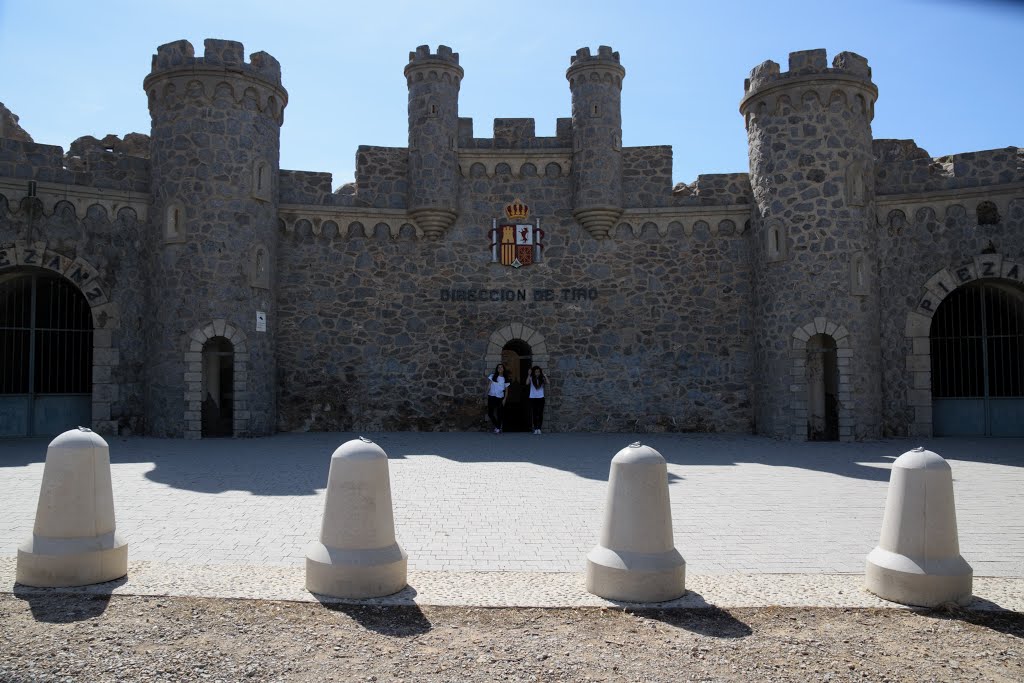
{"left": 0, "top": 103, "right": 33, "bottom": 143}
{"left": 743, "top": 49, "right": 872, "bottom": 94}
{"left": 566, "top": 45, "right": 625, "bottom": 86}
{"left": 149, "top": 38, "right": 282, "bottom": 86}
{"left": 0, "top": 134, "right": 150, "bottom": 193}
{"left": 672, "top": 173, "right": 753, "bottom": 207}
{"left": 457, "top": 118, "right": 572, "bottom": 149}
{"left": 408, "top": 44, "right": 460, "bottom": 66}
{"left": 875, "top": 141, "right": 1024, "bottom": 194}
{"left": 569, "top": 45, "right": 620, "bottom": 66}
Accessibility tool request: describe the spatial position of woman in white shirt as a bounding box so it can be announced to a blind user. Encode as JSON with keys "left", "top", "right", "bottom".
{"left": 528, "top": 365, "right": 546, "bottom": 434}
{"left": 485, "top": 363, "right": 508, "bottom": 433}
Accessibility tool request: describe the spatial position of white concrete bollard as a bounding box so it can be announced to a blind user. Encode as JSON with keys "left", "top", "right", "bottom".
{"left": 16, "top": 427, "right": 128, "bottom": 587}
{"left": 586, "top": 442, "right": 686, "bottom": 602}
{"left": 306, "top": 437, "right": 407, "bottom": 598}
{"left": 865, "top": 447, "right": 973, "bottom": 607}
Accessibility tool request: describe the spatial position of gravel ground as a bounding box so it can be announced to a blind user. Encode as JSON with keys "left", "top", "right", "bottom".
{"left": 1, "top": 593, "right": 1021, "bottom": 682}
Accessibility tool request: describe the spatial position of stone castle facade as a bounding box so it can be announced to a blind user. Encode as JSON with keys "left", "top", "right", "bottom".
{"left": 1, "top": 39, "right": 1021, "bottom": 440}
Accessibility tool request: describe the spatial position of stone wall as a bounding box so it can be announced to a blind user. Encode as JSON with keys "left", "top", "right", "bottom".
{"left": 279, "top": 170, "right": 334, "bottom": 205}
{"left": 354, "top": 146, "right": 408, "bottom": 209}
{"left": 275, "top": 174, "right": 754, "bottom": 433}
{"left": 0, "top": 136, "right": 150, "bottom": 191}
{"left": 876, "top": 192, "right": 1024, "bottom": 436}
{"left": 875, "top": 140, "right": 1023, "bottom": 195}
{"left": 0, "top": 200, "right": 148, "bottom": 434}
{"left": 622, "top": 146, "right": 673, "bottom": 208}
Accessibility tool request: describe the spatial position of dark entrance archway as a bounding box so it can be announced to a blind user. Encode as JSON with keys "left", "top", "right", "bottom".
{"left": 931, "top": 280, "right": 1024, "bottom": 436}
{"left": 501, "top": 339, "right": 532, "bottom": 432}
{"left": 806, "top": 333, "right": 839, "bottom": 441}
{"left": 201, "top": 336, "right": 235, "bottom": 437}
{"left": 0, "top": 269, "right": 93, "bottom": 436}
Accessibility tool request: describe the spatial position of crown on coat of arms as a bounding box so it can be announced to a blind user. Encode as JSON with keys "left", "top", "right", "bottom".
{"left": 504, "top": 198, "right": 530, "bottom": 220}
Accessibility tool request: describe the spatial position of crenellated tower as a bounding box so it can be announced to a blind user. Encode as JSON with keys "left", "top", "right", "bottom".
{"left": 740, "top": 49, "right": 881, "bottom": 441}
{"left": 143, "top": 38, "right": 287, "bottom": 438}
{"left": 404, "top": 45, "right": 463, "bottom": 240}
{"left": 566, "top": 46, "right": 625, "bottom": 239}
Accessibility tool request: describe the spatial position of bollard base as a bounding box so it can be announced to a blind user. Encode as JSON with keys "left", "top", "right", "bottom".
{"left": 865, "top": 547, "right": 973, "bottom": 608}
{"left": 305, "top": 542, "right": 408, "bottom": 599}
{"left": 17, "top": 534, "right": 128, "bottom": 587}
{"left": 585, "top": 545, "right": 686, "bottom": 603}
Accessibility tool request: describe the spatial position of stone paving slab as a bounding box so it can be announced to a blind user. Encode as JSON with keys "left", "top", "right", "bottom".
{"left": 2, "top": 432, "right": 1022, "bottom": 602}
{"left": 1, "top": 559, "right": 1021, "bottom": 611}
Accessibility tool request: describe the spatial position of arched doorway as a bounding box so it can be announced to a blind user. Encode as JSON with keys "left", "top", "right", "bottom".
{"left": 0, "top": 269, "right": 93, "bottom": 436}
{"left": 501, "top": 339, "right": 532, "bottom": 432}
{"left": 806, "top": 333, "right": 839, "bottom": 441}
{"left": 931, "top": 281, "right": 1024, "bottom": 436}
{"left": 201, "top": 336, "right": 234, "bottom": 437}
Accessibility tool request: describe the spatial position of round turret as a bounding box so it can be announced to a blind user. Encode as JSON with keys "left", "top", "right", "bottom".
{"left": 739, "top": 49, "right": 881, "bottom": 441}
{"left": 566, "top": 46, "right": 625, "bottom": 240}
{"left": 143, "top": 38, "right": 287, "bottom": 438}
{"left": 404, "top": 45, "right": 463, "bottom": 240}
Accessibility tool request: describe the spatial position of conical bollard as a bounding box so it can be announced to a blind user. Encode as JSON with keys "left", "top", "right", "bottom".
{"left": 16, "top": 427, "right": 128, "bottom": 587}
{"left": 586, "top": 442, "right": 685, "bottom": 602}
{"left": 865, "top": 447, "right": 972, "bottom": 607}
{"left": 306, "top": 437, "right": 407, "bottom": 598}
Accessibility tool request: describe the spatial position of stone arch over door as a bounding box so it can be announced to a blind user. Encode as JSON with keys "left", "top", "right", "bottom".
{"left": 185, "top": 319, "right": 249, "bottom": 440}
{"left": 486, "top": 323, "right": 548, "bottom": 368}
{"left": 904, "top": 255, "right": 1024, "bottom": 437}
{"left": 789, "top": 318, "right": 854, "bottom": 441}
{"left": 0, "top": 242, "right": 119, "bottom": 435}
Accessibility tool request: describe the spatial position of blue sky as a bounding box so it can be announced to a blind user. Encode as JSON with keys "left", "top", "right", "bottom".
{"left": 0, "top": 0, "right": 1020, "bottom": 189}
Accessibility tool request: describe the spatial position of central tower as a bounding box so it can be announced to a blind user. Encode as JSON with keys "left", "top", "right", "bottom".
{"left": 566, "top": 46, "right": 625, "bottom": 239}
{"left": 405, "top": 45, "right": 463, "bottom": 240}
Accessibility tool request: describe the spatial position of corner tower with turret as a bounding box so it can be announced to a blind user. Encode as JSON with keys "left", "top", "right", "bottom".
{"left": 405, "top": 45, "right": 463, "bottom": 239}
{"left": 740, "top": 49, "right": 881, "bottom": 441}
{"left": 566, "top": 46, "right": 625, "bottom": 240}
{"left": 143, "top": 39, "right": 287, "bottom": 438}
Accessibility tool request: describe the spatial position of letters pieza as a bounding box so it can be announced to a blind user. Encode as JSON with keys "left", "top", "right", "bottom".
{"left": 439, "top": 288, "right": 599, "bottom": 302}
{"left": 918, "top": 261, "right": 1021, "bottom": 313}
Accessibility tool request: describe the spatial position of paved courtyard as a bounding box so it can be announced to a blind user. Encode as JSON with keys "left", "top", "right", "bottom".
{"left": 1, "top": 432, "right": 1022, "bottom": 607}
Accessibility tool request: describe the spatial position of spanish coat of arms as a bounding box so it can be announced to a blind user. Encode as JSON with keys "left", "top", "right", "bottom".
{"left": 489, "top": 199, "right": 544, "bottom": 268}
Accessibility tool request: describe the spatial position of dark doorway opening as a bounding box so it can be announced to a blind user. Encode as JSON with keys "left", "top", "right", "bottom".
{"left": 931, "top": 281, "right": 1024, "bottom": 436}
{"left": 0, "top": 269, "right": 93, "bottom": 437}
{"left": 501, "top": 339, "right": 532, "bottom": 432}
{"left": 201, "top": 336, "right": 234, "bottom": 438}
{"left": 806, "top": 333, "right": 839, "bottom": 441}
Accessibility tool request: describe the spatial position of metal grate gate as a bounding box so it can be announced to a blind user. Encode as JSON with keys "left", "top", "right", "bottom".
{"left": 931, "top": 281, "right": 1024, "bottom": 436}
{"left": 0, "top": 270, "right": 93, "bottom": 436}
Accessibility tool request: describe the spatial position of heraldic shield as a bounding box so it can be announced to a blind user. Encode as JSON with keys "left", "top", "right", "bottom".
{"left": 490, "top": 199, "right": 544, "bottom": 268}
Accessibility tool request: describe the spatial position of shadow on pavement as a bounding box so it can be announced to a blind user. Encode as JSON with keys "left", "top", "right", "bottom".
{"left": 12, "top": 580, "right": 124, "bottom": 623}
{"left": 1, "top": 431, "right": 1020, "bottom": 495}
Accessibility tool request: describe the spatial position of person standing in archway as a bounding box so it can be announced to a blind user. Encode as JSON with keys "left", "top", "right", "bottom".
{"left": 529, "top": 365, "right": 546, "bottom": 434}
{"left": 486, "top": 363, "right": 508, "bottom": 433}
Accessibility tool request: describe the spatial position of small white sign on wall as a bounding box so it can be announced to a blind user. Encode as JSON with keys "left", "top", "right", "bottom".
{"left": 256, "top": 311, "right": 267, "bottom": 333}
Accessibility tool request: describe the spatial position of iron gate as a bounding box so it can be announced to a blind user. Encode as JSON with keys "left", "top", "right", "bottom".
{"left": 0, "top": 270, "right": 93, "bottom": 437}
{"left": 931, "top": 281, "right": 1024, "bottom": 436}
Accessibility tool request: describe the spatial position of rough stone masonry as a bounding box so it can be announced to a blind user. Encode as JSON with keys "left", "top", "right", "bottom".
{"left": 0, "top": 41, "right": 1021, "bottom": 440}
